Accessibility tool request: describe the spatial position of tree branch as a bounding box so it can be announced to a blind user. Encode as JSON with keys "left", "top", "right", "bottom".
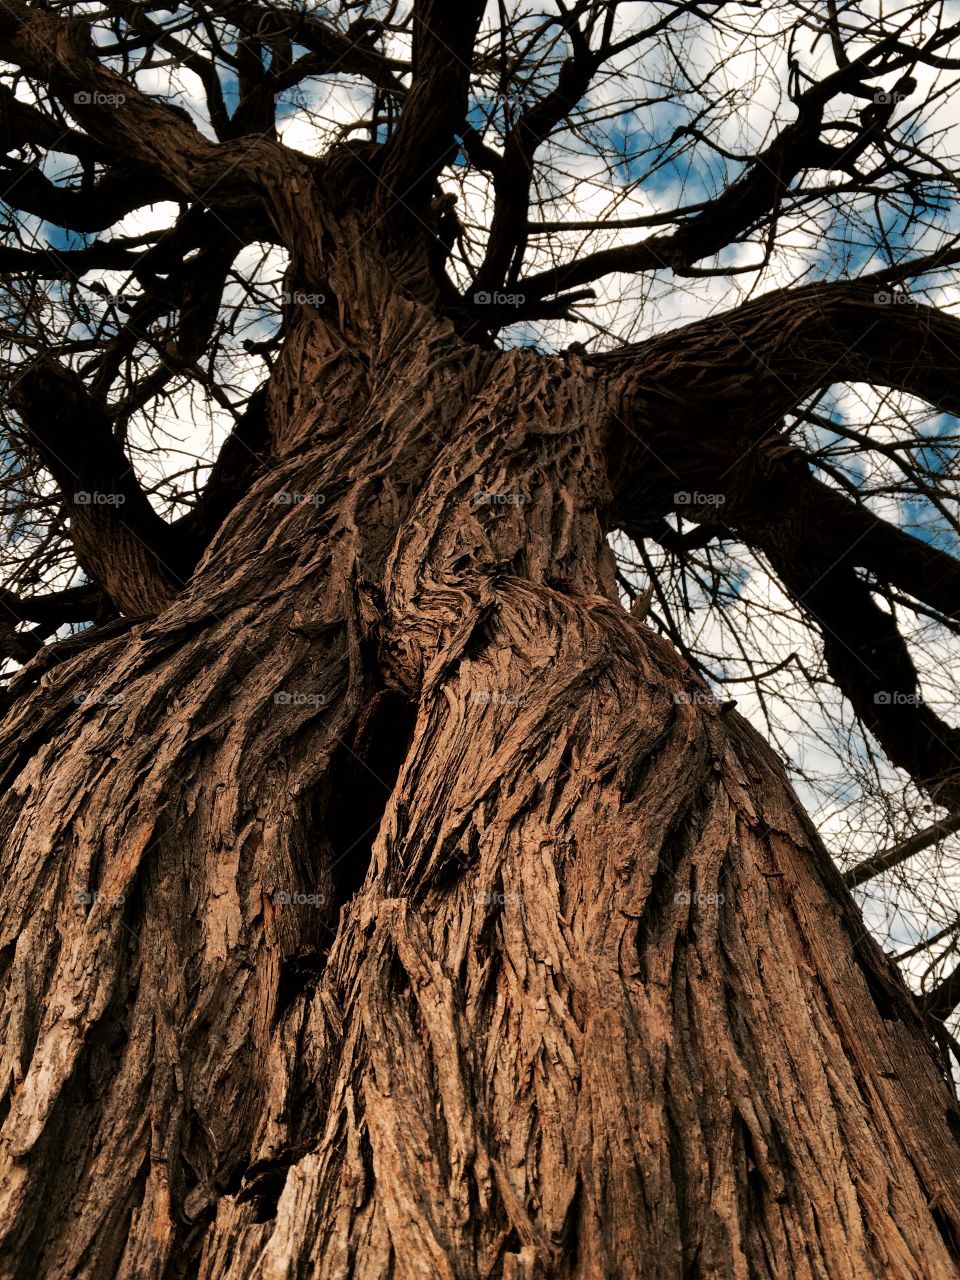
{"left": 844, "top": 812, "right": 960, "bottom": 889}
{"left": 602, "top": 281, "right": 960, "bottom": 430}
{"left": 377, "top": 0, "right": 486, "bottom": 221}
{"left": 0, "top": 0, "right": 292, "bottom": 209}
{"left": 0, "top": 241, "right": 154, "bottom": 278}
{"left": 924, "top": 960, "right": 960, "bottom": 1026}
{"left": 0, "top": 582, "right": 111, "bottom": 667}
{"left": 604, "top": 281, "right": 960, "bottom": 812}
{"left": 9, "top": 359, "right": 191, "bottom": 615}
{"left": 0, "top": 158, "right": 176, "bottom": 231}
{"left": 210, "top": 0, "right": 408, "bottom": 100}
{"left": 519, "top": 67, "right": 919, "bottom": 301}
{"left": 0, "top": 83, "right": 102, "bottom": 161}
{"left": 474, "top": 12, "right": 603, "bottom": 295}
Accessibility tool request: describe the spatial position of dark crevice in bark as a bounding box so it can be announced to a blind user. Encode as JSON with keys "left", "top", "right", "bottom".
{"left": 664, "top": 1097, "right": 693, "bottom": 1269}
{"left": 271, "top": 689, "right": 417, "bottom": 1028}
{"left": 617, "top": 734, "right": 666, "bottom": 805}
{"left": 556, "top": 1173, "right": 582, "bottom": 1270}
{"left": 179, "top": 1248, "right": 204, "bottom": 1280}
{"left": 856, "top": 956, "right": 903, "bottom": 1022}
{"left": 236, "top": 1149, "right": 309, "bottom": 1224}
{"left": 183, "top": 1112, "right": 214, "bottom": 1202}
{"left": 498, "top": 1228, "right": 525, "bottom": 1273}
{"left": 327, "top": 688, "right": 417, "bottom": 912}
{"left": 115, "top": 1150, "right": 153, "bottom": 1275}
{"left": 0, "top": 720, "right": 66, "bottom": 795}
{"left": 272, "top": 953, "right": 327, "bottom": 1028}
{"left": 634, "top": 794, "right": 711, "bottom": 970}
{"left": 903, "top": 1152, "right": 960, "bottom": 1258}
{"left": 733, "top": 1110, "right": 767, "bottom": 1244}
{"left": 931, "top": 1204, "right": 960, "bottom": 1261}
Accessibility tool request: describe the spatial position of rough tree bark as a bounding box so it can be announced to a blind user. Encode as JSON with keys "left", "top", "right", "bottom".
{"left": 0, "top": 201, "right": 958, "bottom": 1280}
{"left": 1, "top": 4, "right": 960, "bottom": 1263}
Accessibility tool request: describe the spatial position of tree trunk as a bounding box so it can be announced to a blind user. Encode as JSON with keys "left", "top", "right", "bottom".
{"left": 0, "top": 242, "right": 958, "bottom": 1279}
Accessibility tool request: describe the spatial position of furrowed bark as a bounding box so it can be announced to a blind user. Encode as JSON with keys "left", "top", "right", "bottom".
{"left": 0, "top": 250, "right": 958, "bottom": 1279}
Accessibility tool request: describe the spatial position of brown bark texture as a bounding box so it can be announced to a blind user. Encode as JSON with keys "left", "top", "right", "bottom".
{"left": 0, "top": 222, "right": 958, "bottom": 1280}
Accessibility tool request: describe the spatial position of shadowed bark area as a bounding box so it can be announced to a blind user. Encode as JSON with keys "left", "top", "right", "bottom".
{"left": 0, "top": 254, "right": 957, "bottom": 1277}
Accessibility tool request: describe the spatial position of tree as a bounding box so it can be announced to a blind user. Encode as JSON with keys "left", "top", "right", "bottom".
{"left": 1, "top": 0, "right": 960, "bottom": 1274}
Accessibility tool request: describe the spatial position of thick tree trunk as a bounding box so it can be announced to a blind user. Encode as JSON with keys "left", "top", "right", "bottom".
{"left": 0, "top": 246, "right": 958, "bottom": 1279}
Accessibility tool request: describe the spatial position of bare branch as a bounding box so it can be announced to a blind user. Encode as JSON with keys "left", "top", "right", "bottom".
{"left": 845, "top": 813, "right": 960, "bottom": 889}
{"left": 9, "top": 359, "right": 190, "bottom": 614}
{"left": 377, "top": 0, "right": 486, "bottom": 220}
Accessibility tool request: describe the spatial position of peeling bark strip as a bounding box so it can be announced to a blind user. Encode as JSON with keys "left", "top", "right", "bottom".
{"left": 0, "top": 250, "right": 957, "bottom": 1278}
